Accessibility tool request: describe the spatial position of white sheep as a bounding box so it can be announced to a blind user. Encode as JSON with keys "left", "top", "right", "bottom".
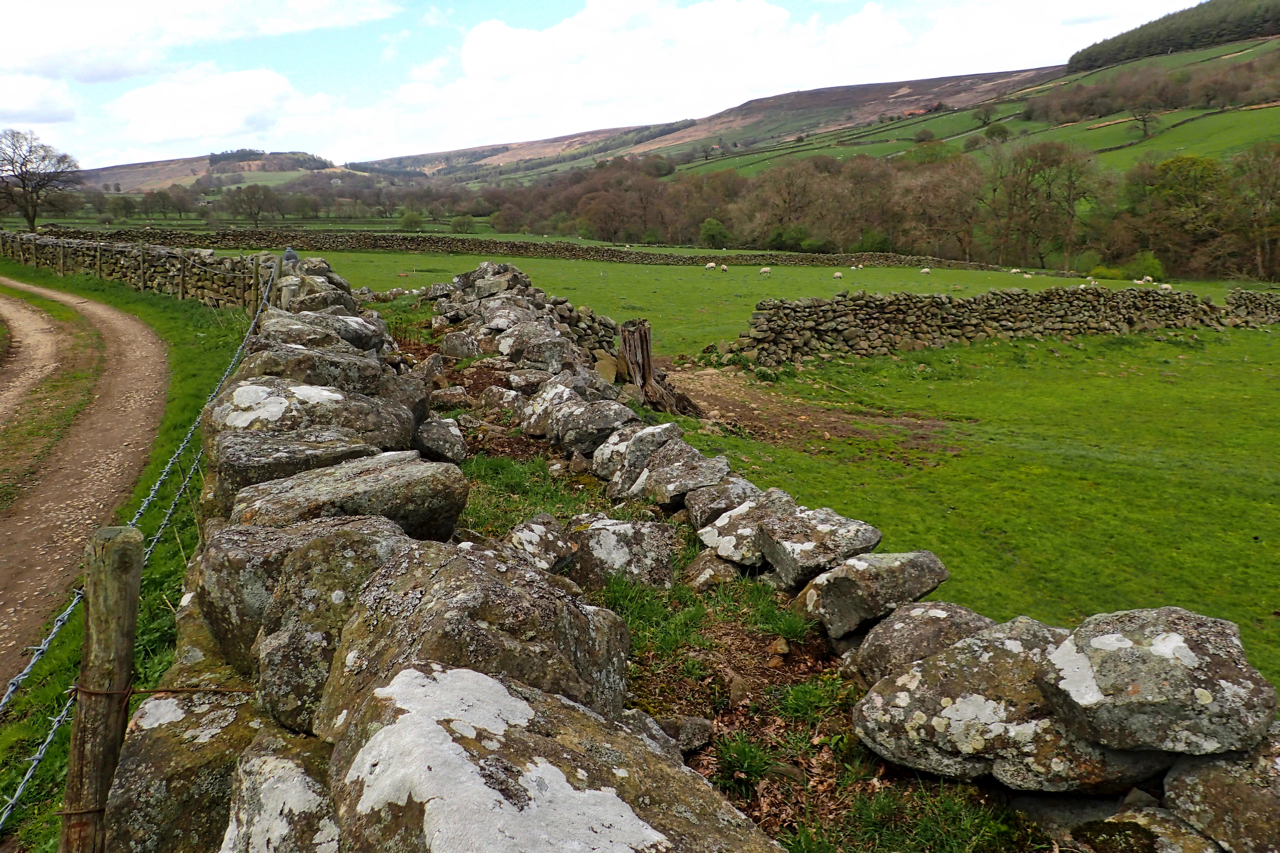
{"left": 1159, "top": 283, "right": 1173, "bottom": 293}
{"left": 1024, "top": 274, "right": 1034, "bottom": 279}
{"left": 920, "top": 268, "right": 932, "bottom": 275}
{"left": 1011, "top": 268, "right": 1022, "bottom": 274}
{"left": 858, "top": 264, "right": 864, "bottom": 269}
{"left": 1143, "top": 275, "right": 1154, "bottom": 283}
{"left": 720, "top": 264, "right": 728, "bottom": 273}
{"left": 705, "top": 262, "right": 717, "bottom": 271}
{"left": 759, "top": 267, "right": 772, "bottom": 277}
{"left": 833, "top": 271, "right": 843, "bottom": 280}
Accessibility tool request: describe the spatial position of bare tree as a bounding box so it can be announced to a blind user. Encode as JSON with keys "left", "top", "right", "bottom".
{"left": 0, "top": 129, "right": 81, "bottom": 231}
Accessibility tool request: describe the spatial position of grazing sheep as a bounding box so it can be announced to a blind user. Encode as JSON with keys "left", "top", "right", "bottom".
{"left": 1024, "top": 274, "right": 1034, "bottom": 279}
{"left": 1011, "top": 268, "right": 1022, "bottom": 274}
{"left": 705, "top": 262, "right": 717, "bottom": 271}
{"left": 1143, "top": 275, "right": 1154, "bottom": 283}
{"left": 833, "top": 271, "right": 844, "bottom": 280}
{"left": 759, "top": 267, "right": 772, "bottom": 277}
{"left": 720, "top": 264, "right": 728, "bottom": 273}
{"left": 858, "top": 264, "right": 864, "bottom": 269}
{"left": 920, "top": 268, "right": 932, "bottom": 274}
{"left": 1159, "top": 283, "right": 1173, "bottom": 292}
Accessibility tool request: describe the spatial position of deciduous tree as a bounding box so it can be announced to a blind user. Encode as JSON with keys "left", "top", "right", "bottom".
{"left": 0, "top": 129, "right": 81, "bottom": 231}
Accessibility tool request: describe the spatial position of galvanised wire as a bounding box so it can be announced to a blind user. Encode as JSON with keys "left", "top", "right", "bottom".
{"left": 0, "top": 592, "right": 85, "bottom": 720}
{"left": 0, "top": 691, "right": 76, "bottom": 832}
{"left": 128, "top": 261, "right": 277, "bottom": 527}
{"left": 143, "top": 448, "right": 204, "bottom": 564}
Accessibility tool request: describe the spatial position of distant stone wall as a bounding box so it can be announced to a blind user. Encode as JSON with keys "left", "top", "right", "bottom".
{"left": 0, "top": 230, "right": 271, "bottom": 309}
{"left": 732, "top": 285, "right": 1277, "bottom": 366}
{"left": 40, "top": 225, "right": 1000, "bottom": 271}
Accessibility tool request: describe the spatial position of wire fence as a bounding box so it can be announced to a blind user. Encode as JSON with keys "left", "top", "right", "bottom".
{"left": 0, "top": 260, "right": 278, "bottom": 835}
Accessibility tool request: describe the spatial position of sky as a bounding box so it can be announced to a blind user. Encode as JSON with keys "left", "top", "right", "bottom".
{"left": 0, "top": 0, "right": 1202, "bottom": 170}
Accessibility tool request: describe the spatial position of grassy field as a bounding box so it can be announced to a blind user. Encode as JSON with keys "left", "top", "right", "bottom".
{"left": 673, "top": 327, "right": 1280, "bottom": 683}
{"left": 0, "top": 259, "right": 249, "bottom": 851}
{"left": 309, "top": 249, "right": 1250, "bottom": 356}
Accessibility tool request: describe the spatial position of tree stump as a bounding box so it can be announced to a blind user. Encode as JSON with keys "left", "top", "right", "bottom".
{"left": 619, "top": 319, "right": 702, "bottom": 418}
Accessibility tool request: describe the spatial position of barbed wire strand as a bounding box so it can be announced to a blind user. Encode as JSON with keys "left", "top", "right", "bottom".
{"left": 144, "top": 448, "right": 204, "bottom": 564}
{"left": 0, "top": 692, "right": 76, "bottom": 832}
{"left": 0, "top": 592, "right": 85, "bottom": 720}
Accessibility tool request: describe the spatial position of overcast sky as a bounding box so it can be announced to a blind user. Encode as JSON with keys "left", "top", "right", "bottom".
{"left": 0, "top": 0, "right": 1200, "bottom": 169}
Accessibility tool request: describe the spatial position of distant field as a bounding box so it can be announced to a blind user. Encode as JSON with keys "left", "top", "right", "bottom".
{"left": 305, "top": 250, "right": 1249, "bottom": 355}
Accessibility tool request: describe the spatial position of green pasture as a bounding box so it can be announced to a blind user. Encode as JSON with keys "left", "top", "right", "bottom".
{"left": 314, "top": 249, "right": 1247, "bottom": 355}
{"left": 1095, "top": 106, "right": 1280, "bottom": 170}
{"left": 679, "top": 328, "right": 1280, "bottom": 683}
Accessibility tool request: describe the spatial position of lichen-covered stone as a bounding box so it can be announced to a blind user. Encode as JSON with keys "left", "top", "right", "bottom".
{"left": 328, "top": 665, "right": 778, "bottom": 853}
{"left": 204, "top": 377, "right": 414, "bottom": 454}
{"left": 376, "top": 372, "right": 430, "bottom": 427}
{"left": 1037, "top": 607, "right": 1278, "bottom": 755}
{"left": 230, "top": 451, "right": 469, "bottom": 541}
{"left": 591, "top": 423, "right": 646, "bottom": 481}
{"left": 643, "top": 448, "right": 731, "bottom": 510}
{"left": 105, "top": 605, "right": 262, "bottom": 853}
{"left": 1072, "top": 807, "right": 1225, "bottom": 853}
{"left": 857, "top": 602, "right": 997, "bottom": 684}
{"left": 697, "top": 488, "right": 797, "bottom": 567}
{"left": 657, "top": 715, "right": 716, "bottom": 754}
{"left": 202, "top": 427, "right": 381, "bottom": 518}
{"left": 411, "top": 417, "right": 467, "bottom": 464}
{"left": 257, "top": 529, "right": 413, "bottom": 733}
{"left": 683, "top": 550, "right": 741, "bottom": 593}
{"left": 544, "top": 363, "right": 620, "bottom": 402}
{"left": 852, "top": 617, "right": 1173, "bottom": 793}
{"left": 218, "top": 725, "right": 337, "bottom": 853}
{"left": 256, "top": 310, "right": 366, "bottom": 354}
{"left": 1165, "top": 722, "right": 1280, "bottom": 853}
{"left": 506, "top": 368, "right": 552, "bottom": 395}
{"left": 291, "top": 310, "right": 385, "bottom": 351}
{"left": 605, "top": 422, "right": 684, "bottom": 498}
{"left": 428, "top": 385, "right": 474, "bottom": 411}
{"left": 440, "top": 330, "right": 480, "bottom": 359}
{"left": 505, "top": 513, "right": 574, "bottom": 574}
{"left": 195, "top": 516, "right": 407, "bottom": 676}
{"left": 796, "top": 552, "right": 949, "bottom": 639}
{"left": 231, "top": 344, "right": 383, "bottom": 396}
{"left": 555, "top": 400, "right": 639, "bottom": 456}
{"left": 520, "top": 383, "right": 582, "bottom": 437}
{"left": 315, "top": 541, "right": 630, "bottom": 738}
{"left": 479, "top": 385, "right": 526, "bottom": 421}
{"left": 566, "top": 514, "right": 681, "bottom": 590}
{"left": 758, "top": 507, "right": 883, "bottom": 591}
{"left": 685, "top": 475, "right": 763, "bottom": 530}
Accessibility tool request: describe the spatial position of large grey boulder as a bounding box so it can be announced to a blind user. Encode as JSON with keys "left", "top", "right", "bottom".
{"left": 194, "top": 516, "right": 408, "bottom": 677}
{"left": 411, "top": 417, "right": 467, "bottom": 464}
{"left": 293, "top": 310, "right": 385, "bottom": 351}
{"left": 479, "top": 294, "right": 537, "bottom": 331}
{"left": 852, "top": 617, "right": 1173, "bottom": 793}
{"left": 505, "top": 513, "right": 574, "bottom": 574}
{"left": 683, "top": 550, "right": 741, "bottom": 593}
{"left": 1165, "top": 722, "right": 1280, "bottom": 853}
{"left": 685, "top": 475, "right": 763, "bottom": 530}
{"left": 376, "top": 372, "right": 430, "bottom": 427}
{"left": 231, "top": 344, "right": 383, "bottom": 396}
{"left": 605, "top": 422, "right": 684, "bottom": 498}
{"left": 698, "top": 488, "right": 798, "bottom": 567}
{"left": 506, "top": 368, "right": 552, "bottom": 395}
{"left": 857, "top": 602, "right": 997, "bottom": 684}
{"left": 1037, "top": 607, "right": 1277, "bottom": 755}
{"left": 495, "top": 322, "right": 556, "bottom": 362}
{"left": 328, "top": 665, "right": 778, "bottom": 853}
{"left": 441, "top": 330, "right": 480, "bottom": 359}
{"left": 315, "top": 541, "right": 630, "bottom": 736}
{"left": 520, "top": 383, "right": 583, "bottom": 437}
{"left": 758, "top": 507, "right": 882, "bottom": 591}
{"left": 218, "top": 725, "right": 337, "bottom": 853}
{"left": 202, "top": 427, "right": 380, "bottom": 518}
{"left": 256, "top": 529, "right": 413, "bottom": 733}
{"left": 566, "top": 514, "right": 681, "bottom": 591}
{"left": 519, "top": 333, "right": 585, "bottom": 373}
{"left": 555, "top": 400, "right": 639, "bottom": 456}
{"left": 256, "top": 309, "right": 365, "bottom": 353}
{"left": 229, "top": 452, "right": 469, "bottom": 541}
{"left": 204, "top": 377, "right": 414, "bottom": 454}
{"left": 795, "top": 552, "right": 949, "bottom": 639}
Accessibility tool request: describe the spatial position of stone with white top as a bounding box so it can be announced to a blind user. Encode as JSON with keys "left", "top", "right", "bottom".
{"left": 697, "top": 488, "right": 798, "bottom": 568}
{"left": 757, "top": 506, "right": 883, "bottom": 591}
{"left": 857, "top": 602, "right": 997, "bottom": 685}
{"left": 795, "top": 552, "right": 949, "bottom": 640}
{"left": 566, "top": 514, "right": 681, "bottom": 591}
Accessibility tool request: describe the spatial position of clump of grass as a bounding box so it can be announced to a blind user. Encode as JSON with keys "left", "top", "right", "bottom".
{"left": 707, "top": 579, "right": 817, "bottom": 643}
{"left": 457, "top": 454, "right": 607, "bottom": 536}
{"left": 600, "top": 575, "right": 707, "bottom": 659}
{"left": 715, "top": 732, "right": 775, "bottom": 797}
{"left": 775, "top": 674, "right": 853, "bottom": 725}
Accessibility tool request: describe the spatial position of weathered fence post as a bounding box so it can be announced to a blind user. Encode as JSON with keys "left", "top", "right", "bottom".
{"left": 619, "top": 319, "right": 702, "bottom": 418}
{"left": 59, "top": 242, "right": 65, "bottom": 276}
{"left": 95, "top": 245, "right": 102, "bottom": 280}
{"left": 58, "top": 526, "right": 144, "bottom": 853}
{"left": 251, "top": 256, "right": 260, "bottom": 311}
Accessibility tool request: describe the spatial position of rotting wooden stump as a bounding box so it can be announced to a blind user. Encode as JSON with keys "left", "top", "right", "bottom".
{"left": 59, "top": 527, "right": 143, "bottom": 853}
{"left": 620, "top": 319, "right": 703, "bottom": 419}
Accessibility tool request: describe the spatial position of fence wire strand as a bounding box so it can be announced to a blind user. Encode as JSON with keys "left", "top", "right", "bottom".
{"left": 0, "top": 692, "right": 76, "bottom": 832}
{"left": 0, "top": 592, "right": 84, "bottom": 720}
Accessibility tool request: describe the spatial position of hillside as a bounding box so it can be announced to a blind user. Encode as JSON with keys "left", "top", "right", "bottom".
{"left": 1068, "top": 0, "right": 1280, "bottom": 72}
{"left": 81, "top": 150, "right": 337, "bottom": 193}
{"left": 354, "top": 66, "right": 1063, "bottom": 184}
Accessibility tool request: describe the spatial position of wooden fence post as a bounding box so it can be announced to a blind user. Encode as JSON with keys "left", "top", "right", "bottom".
{"left": 95, "top": 245, "right": 102, "bottom": 280}
{"left": 251, "top": 256, "right": 260, "bottom": 311}
{"left": 58, "top": 527, "right": 144, "bottom": 853}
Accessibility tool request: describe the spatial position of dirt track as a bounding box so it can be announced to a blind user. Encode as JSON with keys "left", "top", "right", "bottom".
{"left": 0, "top": 277, "right": 168, "bottom": 682}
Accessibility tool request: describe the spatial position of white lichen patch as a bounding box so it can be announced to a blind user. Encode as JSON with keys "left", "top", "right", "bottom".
{"left": 290, "top": 385, "right": 344, "bottom": 405}
{"left": 219, "top": 755, "right": 326, "bottom": 853}
{"left": 1048, "top": 638, "right": 1105, "bottom": 707}
{"left": 346, "top": 668, "right": 669, "bottom": 853}
{"left": 1089, "top": 633, "right": 1133, "bottom": 651}
{"left": 1150, "top": 632, "right": 1200, "bottom": 667}
{"left": 134, "top": 697, "right": 186, "bottom": 730}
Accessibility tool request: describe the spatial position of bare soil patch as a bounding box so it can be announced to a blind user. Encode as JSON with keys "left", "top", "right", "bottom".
{"left": 0, "top": 277, "right": 168, "bottom": 683}
{"left": 0, "top": 293, "right": 65, "bottom": 426}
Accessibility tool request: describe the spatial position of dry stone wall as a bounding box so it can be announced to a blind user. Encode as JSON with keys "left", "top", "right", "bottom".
{"left": 733, "top": 283, "right": 1278, "bottom": 366}
{"left": 39, "top": 224, "right": 999, "bottom": 270}
{"left": 0, "top": 230, "right": 271, "bottom": 310}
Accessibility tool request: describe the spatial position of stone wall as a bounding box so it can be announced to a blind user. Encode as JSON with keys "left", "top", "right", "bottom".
{"left": 39, "top": 225, "right": 1000, "bottom": 271}
{"left": 732, "top": 284, "right": 1278, "bottom": 366}
{"left": 0, "top": 230, "right": 270, "bottom": 310}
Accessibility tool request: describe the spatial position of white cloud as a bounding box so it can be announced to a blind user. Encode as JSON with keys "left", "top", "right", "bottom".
{"left": 0, "top": 0, "right": 401, "bottom": 82}
{"left": 0, "top": 76, "right": 77, "bottom": 123}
